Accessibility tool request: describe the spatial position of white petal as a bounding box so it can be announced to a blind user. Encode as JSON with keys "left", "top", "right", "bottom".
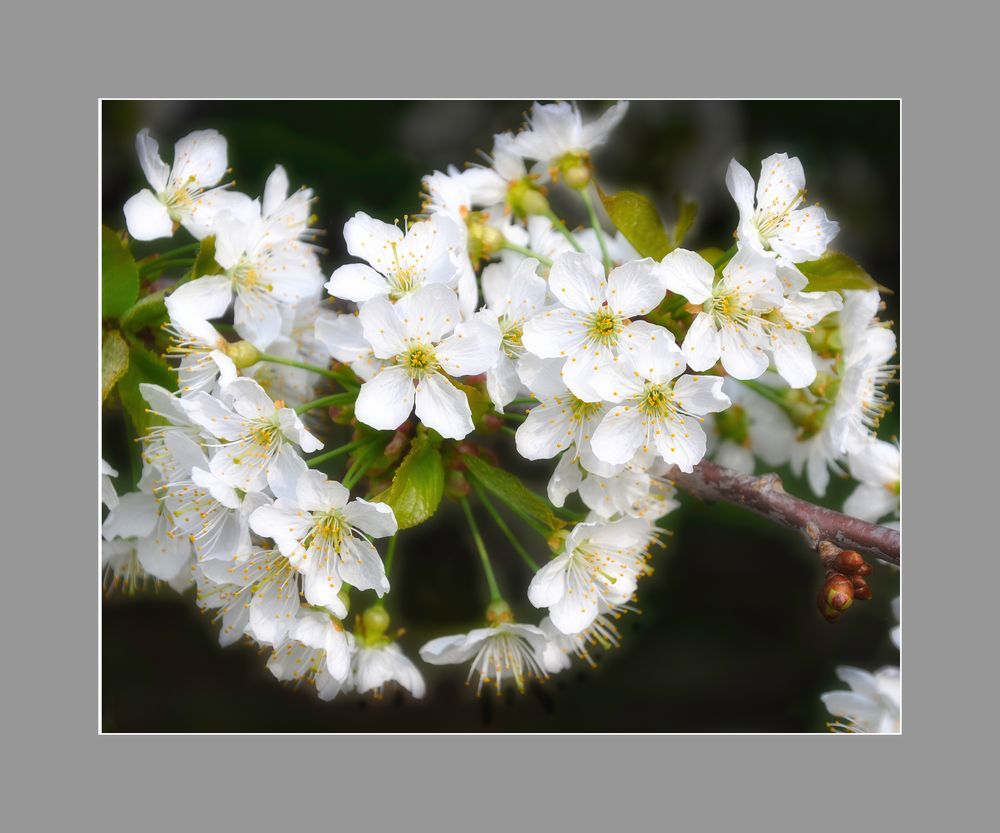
{"left": 167, "top": 275, "right": 234, "bottom": 323}
{"left": 394, "top": 283, "right": 460, "bottom": 343}
{"left": 342, "top": 499, "right": 398, "bottom": 538}
{"left": 338, "top": 537, "right": 389, "bottom": 595}
{"left": 673, "top": 374, "right": 731, "bottom": 415}
{"left": 325, "top": 263, "right": 390, "bottom": 303}
{"left": 521, "top": 308, "right": 588, "bottom": 358}
{"left": 718, "top": 323, "right": 769, "bottom": 379}
{"left": 591, "top": 406, "right": 645, "bottom": 466}
{"left": 436, "top": 318, "right": 501, "bottom": 377}
{"left": 659, "top": 248, "right": 714, "bottom": 304}
{"left": 606, "top": 258, "right": 665, "bottom": 317}
{"left": 343, "top": 211, "right": 404, "bottom": 270}
{"left": 681, "top": 313, "right": 722, "bottom": 371}
{"left": 414, "top": 372, "right": 473, "bottom": 440}
{"left": 355, "top": 366, "right": 415, "bottom": 431}
{"left": 135, "top": 129, "right": 170, "bottom": 193}
{"left": 527, "top": 553, "right": 570, "bottom": 608}
{"left": 515, "top": 398, "right": 575, "bottom": 459}
{"left": 123, "top": 190, "right": 172, "bottom": 241}
{"left": 548, "top": 251, "right": 606, "bottom": 313}
{"left": 358, "top": 295, "right": 407, "bottom": 359}
{"left": 170, "top": 129, "right": 228, "bottom": 189}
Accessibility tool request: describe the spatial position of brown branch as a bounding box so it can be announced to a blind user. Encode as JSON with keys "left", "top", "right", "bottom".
{"left": 668, "top": 460, "right": 900, "bottom": 567}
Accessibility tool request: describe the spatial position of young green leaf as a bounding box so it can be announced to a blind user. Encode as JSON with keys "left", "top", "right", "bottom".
{"left": 117, "top": 341, "right": 177, "bottom": 436}
{"left": 596, "top": 187, "right": 671, "bottom": 260}
{"left": 672, "top": 196, "right": 698, "bottom": 248}
{"left": 102, "top": 226, "right": 139, "bottom": 319}
{"left": 462, "top": 454, "right": 564, "bottom": 532}
{"left": 101, "top": 330, "right": 129, "bottom": 401}
{"left": 371, "top": 434, "right": 445, "bottom": 529}
{"left": 193, "top": 235, "right": 225, "bottom": 277}
{"left": 796, "top": 252, "right": 892, "bottom": 294}
{"left": 120, "top": 290, "right": 168, "bottom": 334}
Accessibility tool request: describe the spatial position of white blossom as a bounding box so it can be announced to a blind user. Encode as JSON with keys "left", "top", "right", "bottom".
{"left": 354, "top": 284, "right": 499, "bottom": 439}
{"left": 726, "top": 152, "right": 839, "bottom": 262}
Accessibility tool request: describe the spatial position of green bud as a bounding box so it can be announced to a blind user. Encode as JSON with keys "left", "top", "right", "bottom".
{"left": 224, "top": 340, "right": 261, "bottom": 369}
{"left": 558, "top": 151, "right": 592, "bottom": 189}
{"left": 507, "top": 178, "right": 550, "bottom": 219}
{"left": 362, "top": 605, "right": 390, "bottom": 638}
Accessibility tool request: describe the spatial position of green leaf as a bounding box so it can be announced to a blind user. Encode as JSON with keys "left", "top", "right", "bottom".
{"left": 102, "top": 226, "right": 139, "bottom": 318}
{"left": 671, "top": 196, "right": 698, "bottom": 248}
{"left": 462, "top": 454, "right": 564, "bottom": 532}
{"left": 596, "top": 187, "right": 671, "bottom": 260}
{"left": 120, "top": 290, "right": 168, "bottom": 333}
{"left": 796, "top": 252, "right": 892, "bottom": 294}
{"left": 117, "top": 342, "right": 177, "bottom": 436}
{"left": 371, "top": 434, "right": 445, "bottom": 529}
{"left": 193, "top": 235, "right": 224, "bottom": 277}
{"left": 697, "top": 246, "right": 726, "bottom": 265}
{"left": 101, "top": 330, "right": 129, "bottom": 401}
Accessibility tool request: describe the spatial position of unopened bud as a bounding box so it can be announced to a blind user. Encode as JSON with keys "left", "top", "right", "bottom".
{"left": 362, "top": 604, "right": 390, "bottom": 638}
{"left": 836, "top": 550, "right": 865, "bottom": 574}
{"left": 557, "top": 150, "right": 592, "bottom": 189}
{"left": 818, "top": 574, "right": 855, "bottom": 621}
{"left": 507, "top": 178, "right": 550, "bottom": 218}
{"left": 851, "top": 576, "right": 872, "bottom": 600}
{"left": 224, "top": 340, "right": 261, "bottom": 369}
{"left": 382, "top": 431, "right": 409, "bottom": 462}
{"left": 445, "top": 469, "right": 470, "bottom": 499}
{"left": 481, "top": 413, "right": 503, "bottom": 433}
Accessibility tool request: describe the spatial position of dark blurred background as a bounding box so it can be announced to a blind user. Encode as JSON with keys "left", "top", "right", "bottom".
{"left": 101, "top": 100, "right": 900, "bottom": 732}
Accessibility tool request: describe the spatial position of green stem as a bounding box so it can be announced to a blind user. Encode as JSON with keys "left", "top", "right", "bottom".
{"left": 580, "top": 187, "right": 612, "bottom": 270}
{"left": 306, "top": 437, "right": 369, "bottom": 468}
{"left": 502, "top": 241, "right": 553, "bottom": 268}
{"left": 501, "top": 425, "right": 518, "bottom": 439}
{"left": 139, "top": 258, "right": 195, "bottom": 276}
{"left": 470, "top": 481, "right": 540, "bottom": 571}
{"left": 146, "top": 242, "right": 201, "bottom": 262}
{"left": 545, "top": 210, "right": 585, "bottom": 253}
{"left": 259, "top": 353, "right": 359, "bottom": 387}
{"left": 342, "top": 441, "right": 384, "bottom": 490}
{"left": 384, "top": 534, "right": 398, "bottom": 577}
{"left": 501, "top": 411, "right": 526, "bottom": 422}
{"left": 294, "top": 392, "right": 357, "bottom": 415}
{"left": 713, "top": 243, "right": 738, "bottom": 271}
{"left": 460, "top": 497, "right": 502, "bottom": 602}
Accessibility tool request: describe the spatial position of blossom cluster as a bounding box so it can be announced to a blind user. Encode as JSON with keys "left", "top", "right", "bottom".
{"left": 101, "top": 101, "right": 899, "bottom": 717}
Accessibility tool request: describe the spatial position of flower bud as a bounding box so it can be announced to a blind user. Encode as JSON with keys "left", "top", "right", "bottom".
{"left": 445, "top": 469, "right": 470, "bottom": 499}
{"left": 818, "top": 574, "right": 855, "bottom": 621}
{"left": 362, "top": 604, "right": 390, "bottom": 638}
{"left": 851, "top": 575, "right": 872, "bottom": 600}
{"left": 507, "top": 177, "right": 550, "bottom": 219}
{"left": 224, "top": 340, "right": 261, "bottom": 369}
{"left": 557, "top": 150, "right": 592, "bottom": 189}
{"left": 836, "top": 550, "right": 865, "bottom": 574}
{"left": 481, "top": 413, "right": 503, "bottom": 433}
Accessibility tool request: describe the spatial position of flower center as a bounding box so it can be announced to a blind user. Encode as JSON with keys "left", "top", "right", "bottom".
{"left": 499, "top": 316, "right": 524, "bottom": 358}
{"left": 637, "top": 382, "right": 676, "bottom": 418}
{"left": 230, "top": 256, "right": 273, "bottom": 293}
{"left": 401, "top": 343, "right": 439, "bottom": 379}
{"left": 585, "top": 307, "right": 623, "bottom": 346}
{"left": 570, "top": 397, "right": 604, "bottom": 422}
{"left": 387, "top": 241, "right": 421, "bottom": 299}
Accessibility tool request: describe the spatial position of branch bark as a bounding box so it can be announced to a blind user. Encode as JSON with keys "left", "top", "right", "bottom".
{"left": 668, "top": 460, "right": 900, "bottom": 567}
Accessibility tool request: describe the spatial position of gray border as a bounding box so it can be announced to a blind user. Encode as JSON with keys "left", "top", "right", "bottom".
{"left": 8, "top": 0, "right": 992, "bottom": 826}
